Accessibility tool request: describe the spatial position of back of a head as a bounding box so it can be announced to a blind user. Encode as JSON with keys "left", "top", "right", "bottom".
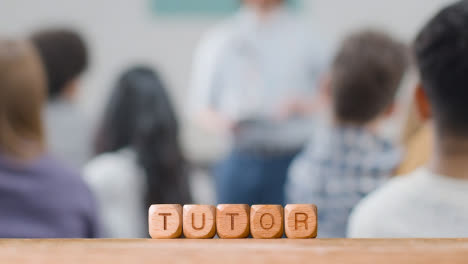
{"left": 95, "top": 66, "right": 192, "bottom": 205}
{"left": 95, "top": 66, "right": 179, "bottom": 155}
{"left": 31, "top": 29, "right": 88, "bottom": 99}
{"left": 414, "top": 0, "right": 468, "bottom": 136}
{"left": 0, "top": 39, "right": 46, "bottom": 159}
{"left": 331, "top": 30, "right": 409, "bottom": 125}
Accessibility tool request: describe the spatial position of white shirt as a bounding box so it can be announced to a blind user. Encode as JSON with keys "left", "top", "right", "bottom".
{"left": 83, "top": 149, "right": 147, "bottom": 238}
{"left": 191, "top": 7, "right": 326, "bottom": 120}
{"left": 190, "top": 7, "right": 327, "bottom": 149}
{"left": 45, "top": 99, "right": 92, "bottom": 169}
{"left": 348, "top": 168, "right": 468, "bottom": 238}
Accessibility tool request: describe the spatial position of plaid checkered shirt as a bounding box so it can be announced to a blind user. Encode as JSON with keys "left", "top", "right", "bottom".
{"left": 285, "top": 124, "right": 401, "bottom": 238}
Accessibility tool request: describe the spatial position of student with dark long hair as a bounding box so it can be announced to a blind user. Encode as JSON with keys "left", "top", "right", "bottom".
{"left": 84, "top": 66, "right": 192, "bottom": 238}
{"left": 0, "top": 39, "right": 99, "bottom": 238}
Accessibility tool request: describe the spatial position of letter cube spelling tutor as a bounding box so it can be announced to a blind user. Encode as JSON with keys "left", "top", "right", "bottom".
{"left": 148, "top": 204, "right": 183, "bottom": 239}
{"left": 183, "top": 205, "right": 217, "bottom": 239}
{"left": 284, "top": 204, "right": 318, "bottom": 239}
{"left": 216, "top": 204, "right": 250, "bottom": 239}
{"left": 250, "top": 205, "right": 284, "bottom": 239}
{"left": 149, "top": 204, "right": 317, "bottom": 239}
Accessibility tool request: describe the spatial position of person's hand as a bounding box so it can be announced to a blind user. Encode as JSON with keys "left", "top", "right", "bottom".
{"left": 276, "top": 98, "right": 306, "bottom": 120}
{"left": 197, "top": 109, "right": 239, "bottom": 135}
{"left": 276, "top": 95, "right": 328, "bottom": 121}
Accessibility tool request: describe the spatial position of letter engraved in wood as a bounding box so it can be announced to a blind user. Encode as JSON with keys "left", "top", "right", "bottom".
{"left": 159, "top": 213, "right": 172, "bottom": 230}
{"left": 227, "top": 213, "right": 239, "bottom": 230}
{"left": 260, "top": 213, "right": 274, "bottom": 230}
{"left": 285, "top": 204, "right": 317, "bottom": 239}
{"left": 191, "top": 213, "right": 206, "bottom": 230}
{"left": 294, "top": 213, "right": 308, "bottom": 230}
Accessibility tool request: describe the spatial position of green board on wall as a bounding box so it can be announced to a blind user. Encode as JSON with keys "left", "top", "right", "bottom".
{"left": 150, "top": 0, "right": 301, "bottom": 16}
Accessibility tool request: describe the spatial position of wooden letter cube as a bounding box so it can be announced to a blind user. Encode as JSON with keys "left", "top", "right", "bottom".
{"left": 284, "top": 204, "right": 318, "bottom": 239}
{"left": 250, "top": 205, "right": 283, "bottom": 239}
{"left": 148, "top": 204, "right": 182, "bottom": 239}
{"left": 216, "top": 204, "right": 250, "bottom": 239}
{"left": 183, "top": 205, "right": 216, "bottom": 239}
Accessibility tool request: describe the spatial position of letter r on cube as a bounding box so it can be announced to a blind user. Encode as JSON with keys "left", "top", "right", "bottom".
{"left": 284, "top": 204, "right": 317, "bottom": 239}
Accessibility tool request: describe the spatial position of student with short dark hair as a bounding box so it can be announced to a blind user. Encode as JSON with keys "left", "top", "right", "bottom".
{"left": 285, "top": 30, "right": 409, "bottom": 238}
{"left": 84, "top": 66, "right": 192, "bottom": 238}
{"left": 31, "top": 29, "right": 91, "bottom": 169}
{"left": 348, "top": 0, "right": 468, "bottom": 238}
{"left": 0, "top": 39, "right": 99, "bottom": 238}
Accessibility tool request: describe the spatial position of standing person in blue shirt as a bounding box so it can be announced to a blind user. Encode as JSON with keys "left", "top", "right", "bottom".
{"left": 190, "top": 0, "right": 327, "bottom": 204}
{"left": 285, "top": 30, "right": 409, "bottom": 237}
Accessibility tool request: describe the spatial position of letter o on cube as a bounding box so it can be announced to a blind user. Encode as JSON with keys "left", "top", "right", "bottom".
{"left": 183, "top": 205, "right": 216, "bottom": 239}
{"left": 250, "top": 205, "right": 283, "bottom": 239}
{"left": 148, "top": 204, "right": 182, "bottom": 239}
{"left": 284, "top": 204, "right": 318, "bottom": 239}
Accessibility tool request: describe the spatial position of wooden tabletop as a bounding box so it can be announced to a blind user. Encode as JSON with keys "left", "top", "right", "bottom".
{"left": 1, "top": 239, "right": 468, "bottom": 263}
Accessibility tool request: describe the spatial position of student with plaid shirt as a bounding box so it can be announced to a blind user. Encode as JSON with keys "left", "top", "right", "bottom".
{"left": 285, "top": 30, "right": 409, "bottom": 238}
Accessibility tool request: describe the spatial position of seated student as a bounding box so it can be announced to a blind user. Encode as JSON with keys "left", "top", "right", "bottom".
{"left": 0, "top": 39, "right": 99, "bottom": 238}
{"left": 84, "top": 66, "right": 192, "bottom": 238}
{"left": 31, "top": 29, "right": 91, "bottom": 169}
{"left": 285, "top": 30, "right": 409, "bottom": 238}
{"left": 348, "top": 1, "right": 468, "bottom": 238}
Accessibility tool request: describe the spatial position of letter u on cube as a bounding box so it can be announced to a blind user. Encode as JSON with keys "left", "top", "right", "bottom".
{"left": 149, "top": 204, "right": 317, "bottom": 239}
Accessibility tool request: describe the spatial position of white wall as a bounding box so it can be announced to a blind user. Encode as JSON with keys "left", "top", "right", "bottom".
{"left": 0, "top": 0, "right": 454, "bottom": 162}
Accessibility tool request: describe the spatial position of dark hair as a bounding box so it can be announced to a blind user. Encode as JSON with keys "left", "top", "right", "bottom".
{"left": 94, "top": 66, "right": 192, "bottom": 207}
{"left": 331, "top": 30, "right": 409, "bottom": 125}
{"left": 31, "top": 29, "right": 88, "bottom": 99}
{"left": 414, "top": 1, "right": 468, "bottom": 136}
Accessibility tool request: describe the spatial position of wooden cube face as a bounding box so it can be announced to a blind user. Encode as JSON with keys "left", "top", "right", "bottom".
{"left": 250, "top": 205, "right": 283, "bottom": 239}
{"left": 216, "top": 204, "right": 250, "bottom": 239}
{"left": 148, "top": 204, "right": 182, "bottom": 239}
{"left": 284, "top": 204, "right": 318, "bottom": 239}
{"left": 183, "top": 205, "right": 216, "bottom": 239}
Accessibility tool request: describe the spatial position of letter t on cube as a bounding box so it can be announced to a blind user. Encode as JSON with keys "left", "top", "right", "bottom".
{"left": 149, "top": 204, "right": 182, "bottom": 239}
{"left": 216, "top": 204, "right": 250, "bottom": 238}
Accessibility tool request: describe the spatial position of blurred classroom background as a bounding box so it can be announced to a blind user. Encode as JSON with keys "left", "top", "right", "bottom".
{"left": 0, "top": 0, "right": 450, "bottom": 204}
{"left": 4, "top": 0, "right": 468, "bottom": 239}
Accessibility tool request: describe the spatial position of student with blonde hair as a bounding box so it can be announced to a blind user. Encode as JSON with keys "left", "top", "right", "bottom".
{"left": 0, "top": 39, "right": 99, "bottom": 238}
